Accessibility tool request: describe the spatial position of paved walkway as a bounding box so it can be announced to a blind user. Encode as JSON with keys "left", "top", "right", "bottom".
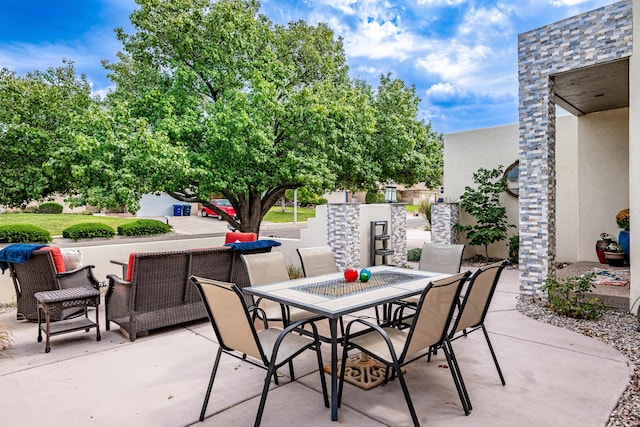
{"left": 0, "top": 266, "right": 631, "bottom": 426}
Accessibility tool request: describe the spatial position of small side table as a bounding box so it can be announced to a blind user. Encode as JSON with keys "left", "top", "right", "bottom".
{"left": 34, "top": 286, "right": 101, "bottom": 353}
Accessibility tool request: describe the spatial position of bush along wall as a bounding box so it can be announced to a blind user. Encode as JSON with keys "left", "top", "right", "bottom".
{"left": 62, "top": 223, "right": 116, "bottom": 241}
{"left": 38, "top": 202, "right": 63, "bottom": 214}
{"left": 0, "top": 224, "right": 52, "bottom": 243}
{"left": 117, "top": 219, "right": 172, "bottom": 236}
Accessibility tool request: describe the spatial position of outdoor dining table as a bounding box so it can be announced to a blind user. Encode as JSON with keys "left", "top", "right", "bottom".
{"left": 243, "top": 265, "right": 449, "bottom": 422}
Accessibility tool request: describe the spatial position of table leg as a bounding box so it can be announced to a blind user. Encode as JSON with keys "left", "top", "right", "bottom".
{"left": 329, "top": 317, "right": 338, "bottom": 421}
{"left": 95, "top": 301, "right": 101, "bottom": 341}
{"left": 44, "top": 306, "right": 51, "bottom": 353}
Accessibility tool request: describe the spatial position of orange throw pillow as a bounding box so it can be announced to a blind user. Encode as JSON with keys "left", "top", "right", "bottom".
{"left": 38, "top": 246, "right": 66, "bottom": 273}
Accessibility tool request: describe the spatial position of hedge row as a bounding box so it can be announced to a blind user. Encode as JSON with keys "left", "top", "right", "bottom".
{"left": 0, "top": 225, "right": 52, "bottom": 243}
{"left": 0, "top": 219, "right": 172, "bottom": 243}
{"left": 62, "top": 223, "right": 116, "bottom": 241}
{"left": 117, "top": 219, "right": 172, "bottom": 236}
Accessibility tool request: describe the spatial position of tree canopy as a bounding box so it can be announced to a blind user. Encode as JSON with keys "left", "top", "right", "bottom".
{"left": 0, "top": 61, "right": 91, "bottom": 207}
{"left": 1, "top": 0, "right": 443, "bottom": 234}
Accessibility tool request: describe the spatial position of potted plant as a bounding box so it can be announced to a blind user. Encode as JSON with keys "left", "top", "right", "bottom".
{"left": 616, "top": 208, "right": 630, "bottom": 264}
{"left": 604, "top": 241, "right": 626, "bottom": 267}
{"left": 595, "top": 232, "right": 612, "bottom": 264}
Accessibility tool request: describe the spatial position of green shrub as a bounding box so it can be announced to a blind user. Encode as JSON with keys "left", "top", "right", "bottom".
{"left": 365, "top": 190, "right": 384, "bottom": 204}
{"left": 0, "top": 224, "right": 51, "bottom": 243}
{"left": 541, "top": 273, "right": 604, "bottom": 320}
{"left": 38, "top": 202, "right": 63, "bottom": 214}
{"left": 62, "top": 223, "right": 115, "bottom": 241}
{"left": 407, "top": 247, "right": 422, "bottom": 262}
{"left": 508, "top": 234, "right": 519, "bottom": 264}
{"left": 117, "top": 219, "right": 172, "bottom": 236}
{"left": 454, "top": 166, "right": 514, "bottom": 259}
{"left": 418, "top": 201, "right": 432, "bottom": 224}
{"left": 316, "top": 198, "right": 328, "bottom": 205}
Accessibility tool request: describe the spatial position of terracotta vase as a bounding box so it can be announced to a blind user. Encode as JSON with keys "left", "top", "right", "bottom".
{"left": 595, "top": 239, "right": 611, "bottom": 264}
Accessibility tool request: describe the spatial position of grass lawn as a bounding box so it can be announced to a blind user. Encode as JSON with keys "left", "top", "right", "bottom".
{"left": 263, "top": 206, "right": 316, "bottom": 223}
{"left": 0, "top": 213, "right": 139, "bottom": 236}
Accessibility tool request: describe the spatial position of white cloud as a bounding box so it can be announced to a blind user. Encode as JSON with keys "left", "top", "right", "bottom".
{"left": 458, "top": 6, "right": 512, "bottom": 39}
{"left": 345, "top": 17, "right": 425, "bottom": 60}
{"left": 549, "top": 0, "right": 589, "bottom": 5}
{"left": 416, "top": 0, "right": 467, "bottom": 5}
{"left": 425, "top": 82, "right": 461, "bottom": 100}
{"left": 317, "top": 0, "right": 358, "bottom": 15}
{"left": 416, "top": 41, "right": 492, "bottom": 83}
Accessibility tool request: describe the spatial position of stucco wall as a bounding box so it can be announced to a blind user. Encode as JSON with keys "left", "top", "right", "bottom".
{"left": 576, "top": 108, "right": 629, "bottom": 262}
{"left": 555, "top": 114, "right": 579, "bottom": 262}
{"left": 443, "top": 111, "right": 628, "bottom": 265}
{"left": 629, "top": 0, "right": 640, "bottom": 314}
{"left": 444, "top": 124, "right": 519, "bottom": 259}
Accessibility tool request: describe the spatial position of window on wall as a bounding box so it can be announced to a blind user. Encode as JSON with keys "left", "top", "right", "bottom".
{"left": 504, "top": 160, "right": 519, "bottom": 198}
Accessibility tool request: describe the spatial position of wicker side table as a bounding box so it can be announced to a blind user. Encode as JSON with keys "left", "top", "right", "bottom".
{"left": 34, "top": 286, "right": 101, "bottom": 353}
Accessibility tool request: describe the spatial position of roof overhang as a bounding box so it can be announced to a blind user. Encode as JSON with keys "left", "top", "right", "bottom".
{"left": 552, "top": 58, "right": 629, "bottom": 116}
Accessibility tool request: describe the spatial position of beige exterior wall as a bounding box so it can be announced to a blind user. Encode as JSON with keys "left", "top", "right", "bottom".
{"left": 443, "top": 111, "right": 628, "bottom": 264}
{"left": 630, "top": 0, "right": 640, "bottom": 314}
{"left": 555, "top": 113, "right": 579, "bottom": 262}
{"left": 576, "top": 108, "right": 629, "bottom": 262}
{"left": 444, "top": 124, "right": 519, "bottom": 259}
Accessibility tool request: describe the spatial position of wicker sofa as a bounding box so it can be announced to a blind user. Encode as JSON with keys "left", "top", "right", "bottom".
{"left": 105, "top": 243, "right": 276, "bottom": 341}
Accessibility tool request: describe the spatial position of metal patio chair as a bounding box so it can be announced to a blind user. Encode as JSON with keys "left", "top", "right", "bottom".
{"left": 241, "top": 251, "right": 320, "bottom": 325}
{"left": 338, "top": 271, "right": 472, "bottom": 426}
{"left": 449, "top": 260, "right": 510, "bottom": 387}
{"left": 189, "top": 276, "right": 328, "bottom": 425}
{"left": 296, "top": 246, "right": 338, "bottom": 277}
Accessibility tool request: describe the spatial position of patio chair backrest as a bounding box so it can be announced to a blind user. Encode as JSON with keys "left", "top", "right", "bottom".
{"left": 297, "top": 246, "right": 337, "bottom": 277}
{"left": 190, "top": 276, "right": 264, "bottom": 361}
{"left": 9, "top": 250, "right": 59, "bottom": 320}
{"left": 404, "top": 271, "right": 470, "bottom": 360}
{"left": 452, "top": 260, "right": 508, "bottom": 335}
{"left": 418, "top": 243, "right": 465, "bottom": 274}
{"left": 241, "top": 252, "right": 290, "bottom": 285}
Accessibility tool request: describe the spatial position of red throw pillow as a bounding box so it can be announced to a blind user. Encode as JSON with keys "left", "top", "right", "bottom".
{"left": 224, "top": 232, "right": 257, "bottom": 244}
{"left": 38, "top": 246, "right": 66, "bottom": 273}
{"left": 126, "top": 252, "right": 140, "bottom": 282}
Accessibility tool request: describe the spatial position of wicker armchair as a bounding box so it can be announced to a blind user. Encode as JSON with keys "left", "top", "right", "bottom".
{"left": 8, "top": 250, "right": 100, "bottom": 321}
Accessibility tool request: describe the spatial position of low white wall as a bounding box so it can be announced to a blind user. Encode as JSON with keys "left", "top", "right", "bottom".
{"left": 0, "top": 237, "right": 303, "bottom": 305}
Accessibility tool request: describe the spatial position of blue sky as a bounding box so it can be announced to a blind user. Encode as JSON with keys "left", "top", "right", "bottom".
{"left": 0, "top": 0, "right": 617, "bottom": 133}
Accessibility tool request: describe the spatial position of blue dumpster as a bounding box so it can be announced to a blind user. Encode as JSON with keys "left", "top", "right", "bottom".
{"left": 182, "top": 204, "right": 191, "bottom": 216}
{"left": 173, "top": 204, "right": 183, "bottom": 216}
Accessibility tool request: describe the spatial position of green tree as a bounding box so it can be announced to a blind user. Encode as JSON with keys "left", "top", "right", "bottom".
{"left": 455, "top": 166, "right": 513, "bottom": 259}
{"left": 100, "top": 0, "right": 441, "bottom": 233}
{"left": 0, "top": 61, "right": 92, "bottom": 207}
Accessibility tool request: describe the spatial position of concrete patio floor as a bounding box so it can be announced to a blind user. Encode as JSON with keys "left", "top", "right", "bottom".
{"left": 0, "top": 267, "right": 633, "bottom": 426}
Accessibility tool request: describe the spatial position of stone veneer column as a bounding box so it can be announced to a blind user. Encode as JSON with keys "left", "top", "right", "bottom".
{"left": 518, "top": 0, "right": 632, "bottom": 295}
{"left": 431, "top": 203, "right": 460, "bottom": 244}
{"left": 390, "top": 204, "right": 407, "bottom": 265}
{"left": 326, "top": 203, "right": 360, "bottom": 270}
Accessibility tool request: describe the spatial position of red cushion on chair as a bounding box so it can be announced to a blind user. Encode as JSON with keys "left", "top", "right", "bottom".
{"left": 224, "top": 232, "right": 257, "bottom": 244}
{"left": 38, "top": 246, "right": 66, "bottom": 273}
{"left": 126, "top": 252, "right": 141, "bottom": 282}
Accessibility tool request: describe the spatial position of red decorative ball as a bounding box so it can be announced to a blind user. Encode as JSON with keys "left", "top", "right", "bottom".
{"left": 344, "top": 268, "right": 359, "bottom": 282}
